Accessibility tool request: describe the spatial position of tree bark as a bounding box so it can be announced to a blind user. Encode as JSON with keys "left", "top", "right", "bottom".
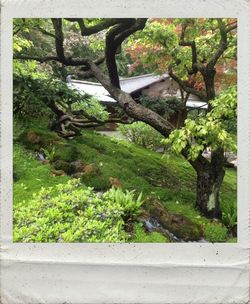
{"left": 192, "top": 149, "right": 225, "bottom": 218}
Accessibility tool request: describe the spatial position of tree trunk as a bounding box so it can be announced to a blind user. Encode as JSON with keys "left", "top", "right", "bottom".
{"left": 194, "top": 149, "right": 225, "bottom": 219}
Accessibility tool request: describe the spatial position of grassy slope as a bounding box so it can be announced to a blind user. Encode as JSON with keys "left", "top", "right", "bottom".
{"left": 14, "top": 129, "right": 237, "bottom": 242}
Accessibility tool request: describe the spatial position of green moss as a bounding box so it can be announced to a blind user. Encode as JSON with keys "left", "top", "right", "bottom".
{"left": 53, "top": 144, "right": 80, "bottom": 162}
{"left": 14, "top": 127, "right": 237, "bottom": 243}
{"left": 18, "top": 128, "right": 60, "bottom": 150}
{"left": 204, "top": 223, "right": 228, "bottom": 242}
{"left": 227, "top": 237, "right": 237, "bottom": 243}
{"left": 53, "top": 160, "right": 74, "bottom": 175}
{"left": 14, "top": 144, "right": 69, "bottom": 204}
{"left": 130, "top": 223, "right": 169, "bottom": 243}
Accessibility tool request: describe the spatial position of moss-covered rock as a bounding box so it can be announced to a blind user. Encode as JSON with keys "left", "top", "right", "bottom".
{"left": 53, "top": 144, "right": 80, "bottom": 162}
{"left": 144, "top": 198, "right": 204, "bottom": 241}
{"left": 70, "top": 160, "right": 86, "bottom": 173}
{"left": 53, "top": 160, "right": 75, "bottom": 175}
{"left": 50, "top": 169, "right": 65, "bottom": 176}
{"left": 83, "top": 163, "right": 100, "bottom": 176}
{"left": 18, "top": 129, "right": 61, "bottom": 151}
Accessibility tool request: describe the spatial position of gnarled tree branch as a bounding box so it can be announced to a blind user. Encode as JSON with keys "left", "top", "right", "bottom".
{"left": 86, "top": 60, "right": 174, "bottom": 136}
{"left": 168, "top": 66, "right": 208, "bottom": 101}
{"left": 65, "top": 18, "right": 122, "bottom": 36}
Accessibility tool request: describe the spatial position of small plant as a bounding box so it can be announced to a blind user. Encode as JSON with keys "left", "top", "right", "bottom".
{"left": 104, "top": 187, "right": 143, "bottom": 219}
{"left": 221, "top": 201, "right": 237, "bottom": 231}
{"left": 41, "top": 146, "right": 56, "bottom": 163}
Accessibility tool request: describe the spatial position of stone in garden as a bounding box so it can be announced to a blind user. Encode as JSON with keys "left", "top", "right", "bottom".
{"left": 109, "top": 177, "right": 122, "bottom": 188}
{"left": 26, "top": 131, "right": 40, "bottom": 144}
{"left": 70, "top": 160, "right": 86, "bottom": 173}
{"left": 51, "top": 169, "right": 65, "bottom": 176}
{"left": 83, "top": 163, "right": 100, "bottom": 176}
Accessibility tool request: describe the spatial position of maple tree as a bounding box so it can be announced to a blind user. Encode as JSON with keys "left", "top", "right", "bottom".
{"left": 13, "top": 18, "right": 237, "bottom": 218}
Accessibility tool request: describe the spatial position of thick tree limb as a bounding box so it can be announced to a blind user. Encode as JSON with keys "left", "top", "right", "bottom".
{"left": 13, "top": 53, "right": 104, "bottom": 68}
{"left": 51, "top": 18, "right": 66, "bottom": 62}
{"left": 105, "top": 19, "right": 135, "bottom": 87}
{"left": 65, "top": 18, "right": 123, "bottom": 36}
{"left": 87, "top": 60, "right": 174, "bottom": 136}
{"left": 105, "top": 18, "right": 147, "bottom": 87}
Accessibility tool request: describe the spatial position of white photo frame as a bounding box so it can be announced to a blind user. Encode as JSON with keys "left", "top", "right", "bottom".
{"left": 1, "top": 0, "right": 250, "bottom": 303}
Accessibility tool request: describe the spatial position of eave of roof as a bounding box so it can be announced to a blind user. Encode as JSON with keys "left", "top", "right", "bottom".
{"left": 68, "top": 73, "right": 208, "bottom": 109}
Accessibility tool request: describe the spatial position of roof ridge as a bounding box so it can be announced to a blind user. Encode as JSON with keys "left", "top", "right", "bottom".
{"left": 120, "top": 73, "right": 168, "bottom": 81}
{"left": 70, "top": 73, "right": 169, "bottom": 84}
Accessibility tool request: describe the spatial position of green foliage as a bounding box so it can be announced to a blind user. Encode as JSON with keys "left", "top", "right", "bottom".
{"left": 14, "top": 179, "right": 143, "bottom": 242}
{"left": 126, "top": 18, "right": 236, "bottom": 79}
{"left": 104, "top": 187, "right": 143, "bottom": 220}
{"left": 13, "top": 61, "right": 108, "bottom": 121}
{"left": 13, "top": 144, "right": 70, "bottom": 204}
{"left": 130, "top": 222, "right": 169, "bottom": 242}
{"left": 204, "top": 223, "right": 228, "bottom": 242}
{"left": 41, "top": 146, "right": 56, "bottom": 163}
{"left": 13, "top": 35, "right": 33, "bottom": 53}
{"left": 71, "top": 94, "right": 109, "bottom": 121}
{"left": 118, "top": 122, "right": 165, "bottom": 150}
{"left": 53, "top": 144, "right": 80, "bottom": 162}
{"left": 221, "top": 201, "right": 237, "bottom": 230}
{"left": 13, "top": 119, "right": 26, "bottom": 142}
{"left": 14, "top": 127, "right": 237, "bottom": 242}
{"left": 139, "top": 96, "right": 184, "bottom": 119}
{"left": 164, "top": 86, "right": 237, "bottom": 160}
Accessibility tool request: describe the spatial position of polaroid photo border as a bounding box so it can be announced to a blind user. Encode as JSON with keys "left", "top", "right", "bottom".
{"left": 0, "top": 0, "right": 250, "bottom": 303}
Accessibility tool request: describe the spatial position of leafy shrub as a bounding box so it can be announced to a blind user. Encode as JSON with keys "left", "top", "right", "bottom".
{"left": 14, "top": 179, "right": 143, "bottom": 243}
{"left": 204, "top": 223, "right": 228, "bottom": 242}
{"left": 104, "top": 187, "right": 143, "bottom": 220}
{"left": 42, "top": 146, "right": 56, "bottom": 163}
{"left": 118, "top": 122, "right": 164, "bottom": 150}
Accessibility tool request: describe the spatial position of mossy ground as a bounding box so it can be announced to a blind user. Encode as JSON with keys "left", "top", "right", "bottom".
{"left": 14, "top": 126, "right": 237, "bottom": 243}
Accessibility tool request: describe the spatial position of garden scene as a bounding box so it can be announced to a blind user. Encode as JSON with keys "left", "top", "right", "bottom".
{"left": 13, "top": 18, "right": 237, "bottom": 243}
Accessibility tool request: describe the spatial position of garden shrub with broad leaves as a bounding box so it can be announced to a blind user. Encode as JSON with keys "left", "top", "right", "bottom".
{"left": 118, "top": 122, "right": 165, "bottom": 151}
{"left": 13, "top": 179, "right": 143, "bottom": 242}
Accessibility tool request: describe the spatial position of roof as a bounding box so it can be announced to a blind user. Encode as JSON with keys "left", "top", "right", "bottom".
{"left": 68, "top": 73, "right": 208, "bottom": 109}
{"left": 68, "top": 73, "right": 169, "bottom": 103}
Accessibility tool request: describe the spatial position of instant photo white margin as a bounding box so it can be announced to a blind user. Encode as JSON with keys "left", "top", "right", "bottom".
{"left": 0, "top": 0, "right": 250, "bottom": 303}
